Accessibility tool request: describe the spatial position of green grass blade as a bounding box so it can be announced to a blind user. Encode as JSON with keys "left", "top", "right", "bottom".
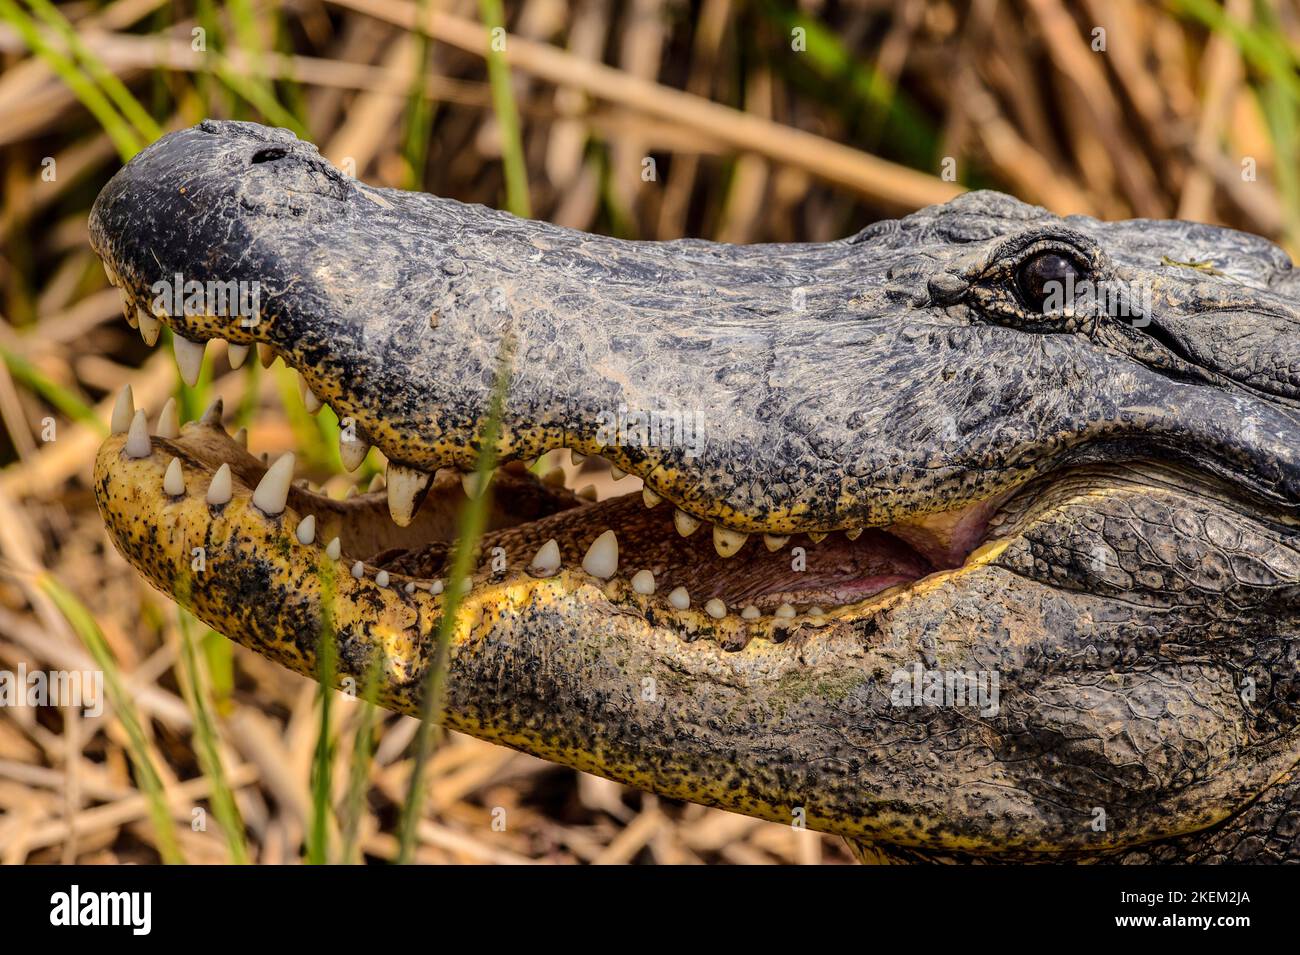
{"left": 396, "top": 336, "right": 515, "bottom": 864}
{"left": 39, "top": 574, "right": 186, "bottom": 864}
{"left": 339, "top": 650, "right": 384, "bottom": 864}
{"left": 0, "top": 346, "right": 106, "bottom": 435}
{"left": 307, "top": 561, "right": 338, "bottom": 865}
{"left": 175, "top": 602, "right": 250, "bottom": 864}
{"left": 478, "top": 0, "right": 531, "bottom": 217}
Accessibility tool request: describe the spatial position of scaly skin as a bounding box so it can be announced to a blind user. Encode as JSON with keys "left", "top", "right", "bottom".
{"left": 88, "top": 122, "right": 1300, "bottom": 862}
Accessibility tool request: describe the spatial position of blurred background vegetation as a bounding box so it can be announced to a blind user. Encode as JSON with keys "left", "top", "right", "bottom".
{"left": 0, "top": 0, "right": 1295, "bottom": 864}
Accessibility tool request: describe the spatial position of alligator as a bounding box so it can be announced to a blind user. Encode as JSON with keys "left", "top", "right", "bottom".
{"left": 85, "top": 121, "right": 1300, "bottom": 864}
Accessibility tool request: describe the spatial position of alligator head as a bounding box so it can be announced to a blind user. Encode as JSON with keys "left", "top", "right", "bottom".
{"left": 87, "top": 121, "right": 1300, "bottom": 863}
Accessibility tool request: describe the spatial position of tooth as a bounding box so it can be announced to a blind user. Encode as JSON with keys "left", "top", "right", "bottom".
{"left": 257, "top": 343, "right": 276, "bottom": 367}
{"left": 610, "top": 466, "right": 626, "bottom": 481}
{"left": 123, "top": 301, "right": 138, "bottom": 328}
{"left": 124, "top": 410, "right": 151, "bottom": 457}
{"left": 299, "top": 374, "right": 322, "bottom": 414}
{"left": 458, "top": 576, "right": 472, "bottom": 593}
{"left": 137, "top": 308, "right": 161, "bottom": 345}
{"left": 630, "top": 569, "right": 655, "bottom": 595}
{"left": 428, "top": 579, "right": 444, "bottom": 595}
{"left": 741, "top": 605, "right": 760, "bottom": 620}
{"left": 103, "top": 261, "right": 118, "bottom": 286}
{"left": 845, "top": 528, "right": 863, "bottom": 541}
{"left": 461, "top": 471, "right": 489, "bottom": 498}
{"left": 252, "top": 451, "right": 295, "bottom": 515}
{"left": 387, "top": 462, "right": 432, "bottom": 526}
{"left": 674, "top": 509, "right": 701, "bottom": 537}
{"left": 763, "top": 534, "right": 789, "bottom": 552}
{"left": 570, "top": 450, "right": 585, "bottom": 465}
{"left": 581, "top": 530, "right": 618, "bottom": 579}
{"left": 775, "top": 603, "right": 796, "bottom": 619}
{"left": 705, "top": 598, "right": 726, "bottom": 619}
{"left": 367, "top": 473, "right": 386, "bottom": 493}
{"left": 713, "top": 526, "right": 748, "bottom": 558}
{"left": 808, "top": 606, "right": 825, "bottom": 617}
{"left": 667, "top": 586, "right": 690, "bottom": 610}
{"left": 351, "top": 561, "right": 364, "bottom": 579}
{"left": 340, "top": 433, "right": 369, "bottom": 472}
{"left": 325, "top": 537, "right": 341, "bottom": 560}
{"left": 163, "top": 457, "right": 184, "bottom": 495}
{"left": 576, "top": 484, "right": 597, "bottom": 502}
{"left": 541, "top": 467, "right": 566, "bottom": 487}
{"left": 110, "top": 385, "right": 134, "bottom": 434}
{"left": 296, "top": 514, "right": 316, "bottom": 545}
{"left": 404, "top": 582, "right": 416, "bottom": 594}
{"left": 227, "top": 343, "right": 250, "bottom": 369}
{"left": 206, "top": 463, "right": 232, "bottom": 505}
{"left": 153, "top": 398, "right": 180, "bottom": 439}
{"left": 529, "top": 539, "right": 562, "bottom": 577}
{"left": 233, "top": 427, "right": 248, "bottom": 448}
{"left": 808, "top": 532, "right": 827, "bottom": 543}
{"left": 642, "top": 488, "right": 662, "bottom": 508}
{"left": 199, "top": 397, "right": 224, "bottom": 427}
{"left": 375, "top": 570, "right": 389, "bottom": 587}
{"left": 173, "top": 336, "right": 206, "bottom": 387}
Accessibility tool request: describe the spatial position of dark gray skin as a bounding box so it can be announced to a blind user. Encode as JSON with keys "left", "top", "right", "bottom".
{"left": 89, "top": 121, "right": 1300, "bottom": 862}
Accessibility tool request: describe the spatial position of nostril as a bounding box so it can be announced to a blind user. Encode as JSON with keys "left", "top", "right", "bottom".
{"left": 251, "top": 146, "right": 288, "bottom": 164}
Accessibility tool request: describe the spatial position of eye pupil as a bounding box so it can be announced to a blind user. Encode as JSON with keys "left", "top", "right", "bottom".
{"left": 1016, "top": 252, "right": 1081, "bottom": 313}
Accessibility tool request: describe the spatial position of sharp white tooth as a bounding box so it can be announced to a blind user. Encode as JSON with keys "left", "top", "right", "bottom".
{"left": 775, "top": 603, "right": 796, "bottom": 619}
{"left": 163, "top": 457, "right": 185, "bottom": 495}
{"left": 705, "top": 598, "right": 726, "bottom": 619}
{"left": 461, "top": 471, "right": 489, "bottom": 498}
{"left": 845, "top": 527, "right": 863, "bottom": 541}
{"left": 173, "top": 336, "right": 206, "bottom": 387}
{"left": 631, "top": 569, "right": 655, "bottom": 595}
{"left": 375, "top": 570, "right": 389, "bottom": 587}
{"left": 576, "top": 484, "right": 597, "bottom": 502}
{"left": 299, "top": 374, "right": 323, "bottom": 414}
{"left": 367, "top": 473, "right": 386, "bottom": 493}
{"left": 325, "top": 537, "right": 341, "bottom": 560}
{"left": 404, "top": 582, "right": 416, "bottom": 594}
{"left": 296, "top": 514, "right": 316, "bottom": 545}
{"left": 137, "top": 309, "right": 161, "bottom": 346}
{"left": 233, "top": 427, "right": 248, "bottom": 448}
{"left": 581, "top": 530, "right": 618, "bottom": 579}
{"left": 252, "top": 451, "right": 295, "bottom": 515}
{"left": 674, "top": 509, "right": 701, "bottom": 537}
{"left": 227, "top": 343, "right": 250, "bottom": 369}
{"left": 741, "top": 605, "right": 760, "bottom": 620}
{"left": 199, "top": 397, "right": 224, "bottom": 427}
{"left": 206, "top": 463, "right": 232, "bottom": 505}
{"left": 103, "top": 261, "right": 118, "bottom": 286}
{"left": 713, "top": 526, "right": 748, "bottom": 558}
{"left": 124, "top": 409, "right": 151, "bottom": 457}
{"left": 154, "top": 397, "right": 180, "bottom": 439}
{"left": 610, "top": 466, "right": 625, "bottom": 481}
{"left": 570, "top": 450, "right": 585, "bottom": 465}
{"left": 529, "top": 539, "right": 561, "bottom": 577}
{"left": 351, "top": 560, "right": 364, "bottom": 579}
{"left": 642, "top": 487, "right": 662, "bottom": 508}
{"left": 668, "top": 586, "right": 690, "bottom": 610}
{"left": 429, "top": 579, "right": 444, "bottom": 595}
{"left": 808, "top": 532, "right": 827, "bottom": 543}
{"left": 123, "top": 300, "right": 138, "bottom": 328}
{"left": 386, "top": 462, "right": 432, "bottom": 527}
{"left": 257, "top": 343, "right": 276, "bottom": 367}
{"left": 541, "top": 467, "right": 566, "bottom": 487}
{"left": 763, "top": 534, "right": 789, "bottom": 552}
{"left": 110, "top": 385, "right": 134, "bottom": 435}
{"left": 339, "top": 433, "right": 369, "bottom": 472}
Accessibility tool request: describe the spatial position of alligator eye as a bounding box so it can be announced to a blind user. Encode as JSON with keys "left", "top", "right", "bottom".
{"left": 1015, "top": 251, "right": 1082, "bottom": 314}
{"left": 251, "top": 147, "right": 288, "bottom": 164}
